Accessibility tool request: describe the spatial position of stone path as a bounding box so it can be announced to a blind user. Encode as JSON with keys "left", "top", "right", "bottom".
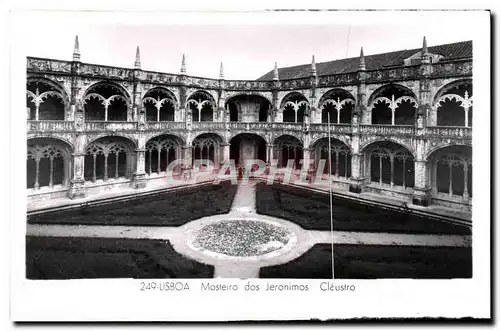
{"left": 26, "top": 180, "right": 472, "bottom": 278}
{"left": 229, "top": 180, "right": 257, "bottom": 214}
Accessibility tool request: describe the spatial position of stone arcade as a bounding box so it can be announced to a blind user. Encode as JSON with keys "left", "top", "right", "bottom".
{"left": 26, "top": 36, "right": 472, "bottom": 213}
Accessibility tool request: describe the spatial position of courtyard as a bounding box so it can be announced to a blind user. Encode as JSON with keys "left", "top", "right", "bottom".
{"left": 26, "top": 180, "right": 472, "bottom": 279}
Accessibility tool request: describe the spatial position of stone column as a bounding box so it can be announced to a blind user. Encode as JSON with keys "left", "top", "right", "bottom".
{"left": 348, "top": 133, "right": 365, "bottom": 193}
{"left": 349, "top": 153, "right": 365, "bottom": 193}
{"left": 412, "top": 159, "right": 431, "bottom": 206}
{"left": 266, "top": 144, "right": 274, "bottom": 164}
{"left": 221, "top": 143, "right": 230, "bottom": 164}
{"left": 412, "top": 135, "right": 431, "bottom": 206}
{"left": 68, "top": 153, "right": 87, "bottom": 199}
{"left": 182, "top": 145, "right": 193, "bottom": 180}
{"left": 132, "top": 148, "right": 147, "bottom": 188}
{"left": 70, "top": 51, "right": 81, "bottom": 122}
{"left": 302, "top": 147, "right": 311, "bottom": 170}
{"left": 419, "top": 41, "right": 432, "bottom": 130}
{"left": 132, "top": 66, "right": 142, "bottom": 122}
{"left": 299, "top": 147, "right": 314, "bottom": 182}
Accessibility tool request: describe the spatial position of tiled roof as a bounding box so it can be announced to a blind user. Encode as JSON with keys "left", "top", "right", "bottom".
{"left": 257, "top": 40, "right": 472, "bottom": 81}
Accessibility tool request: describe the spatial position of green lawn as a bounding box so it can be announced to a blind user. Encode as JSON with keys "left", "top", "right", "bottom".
{"left": 255, "top": 183, "right": 471, "bottom": 235}
{"left": 259, "top": 244, "right": 472, "bottom": 279}
{"left": 26, "top": 236, "right": 214, "bottom": 279}
{"left": 28, "top": 182, "right": 237, "bottom": 226}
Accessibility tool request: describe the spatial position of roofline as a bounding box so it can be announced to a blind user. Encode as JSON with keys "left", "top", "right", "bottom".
{"left": 258, "top": 40, "right": 473, "bottom": 79}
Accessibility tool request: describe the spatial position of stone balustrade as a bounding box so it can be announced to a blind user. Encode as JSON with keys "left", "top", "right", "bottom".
{"left": 84, "top": 121, "right": 137, "bottom": 132}
{"left": 359, "top": 124, "right": 415, "bottom": 136}
{"left": 227, "top": 122, "right": 270, "bottom": 131}
{"left": 27, "top": 120, "right": 472, "bottom": 141}
{"left": 310, "top": 123, "right": 352, "bottom": 134}
{"left": 144, "top": 121, "right": 186, "bottom": 131}
{"left": 269, "top": 122, "right": 304, "bottom": 131}
{"left": 190, "top": 122, "right": 227, "bottom": 130}
{"left": 27, "top": 120, "right": 74, "bottom": 132}
{"left": 425, "top": 126, "right": 472, "bottom": 139}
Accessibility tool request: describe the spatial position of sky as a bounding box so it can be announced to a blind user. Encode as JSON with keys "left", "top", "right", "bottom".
{"left": 17, "top": 11, "right": 480, "bottom": 80}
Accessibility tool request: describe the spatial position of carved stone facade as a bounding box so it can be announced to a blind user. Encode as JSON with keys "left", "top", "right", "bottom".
{"left": 26, "top": 41, "right": 473, "bottom": 213}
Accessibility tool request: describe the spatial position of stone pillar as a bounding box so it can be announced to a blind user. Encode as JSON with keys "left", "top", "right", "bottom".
{"left": 68, "top": 153, "right": 87, "bottom": 199}
{"left": 412, "top": 160, "right": 431, "bottom": 206}
{"left": 348, "top": 131, "right": 365, "bottom": 193}
{"left": 132, "top": 148, "right": 147, "bottom": 189}
{"left": 412, "top": 135, "right": 431, "bottom": 206}
{"left": 70, "top": 47, "right": 81, "bottom": 122}
{"left": 419, "top": 39, "right": 432, "bottom": 130}
{"left": 132, "top": 80, "right": 141, "bottom": 122}
{"left": 266, "top": 144, "right": 274, "bottom": 164}
{"left": 349, "top": 153, "right": 365, "bottom": 193}
{"left": 356, "top": 47, "right": 369, "bottom": 125}
{"left": 182, "top": 145, "right": 193, "bottom": 180}
{"left": 221, "top": 143, "right": 230, "bottom": 164}
{"left": 300, "top": 147, "right": 314, "bottom": 182}
{"left": 302, "top": 147, "right": 311, "bottom": 170}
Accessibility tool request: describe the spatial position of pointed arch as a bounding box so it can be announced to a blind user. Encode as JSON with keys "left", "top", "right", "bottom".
{"left": 363, "top": 141, "right": 415, "bottom": 189}
{"left": 273, "top": 134, "right": 304, "bottom": 169}
{"left": 311, "top": 137, "right": 352, "bottom": 178}
{"left": 27, "top": 137, "right": 73, "bottom": 189}
{"left": 427, "top": 145, "right": 472, "bottom": 199}
{"left": 84, "top": 135, "right": 136, "bottom": 182}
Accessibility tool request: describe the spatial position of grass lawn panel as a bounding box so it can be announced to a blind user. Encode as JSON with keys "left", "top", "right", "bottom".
{"left": 259, "top": 243, "right": 472, "bottom": 279}
{"left": 255, "top": 183, "right": 470, "bottom": 235}
{"left": 26, "top": 236, "right": 214, "bottom": 279}
{"left": 28, "top": 182, "right": 237, "bottom": 226}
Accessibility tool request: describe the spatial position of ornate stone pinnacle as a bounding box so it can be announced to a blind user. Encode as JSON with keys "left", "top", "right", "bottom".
{"left": 134, "top": 46, "right": 141, "bottom": 69}
{"left": 311, "top": 55, "right": 317, "bottom": 76}
{"left": 359, "top": 47, "right": 366, "bottom": 70}
{"left": 181, "top": 54, "right": 186, "bottom": 74}
{"left": 273, "top": 62, "right": 279, "bottom": 81}
{"left": 219, "top": 62, "right": 224, "bottom": 79}
{"left": 422, "top": 36, "right": 428, "bottom": 55}
{"left": 73, "top": 35, "right": 80, "bottom": 62}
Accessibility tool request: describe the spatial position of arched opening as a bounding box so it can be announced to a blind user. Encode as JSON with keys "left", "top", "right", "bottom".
{"left": 364, "top": 141, "right": 415, "bottom": 189}
{"left": 84, "top": 136, "right": 135, "bottom": 183}
{"left": 318, "top": 89, "right": 355, "bottom": 124}
{"left": 83, "top": 83, "right": 130, "bottom": 121}
{"left": 225, "top": 95, "right": 272, "bottom": 123}
{"left": 372, "top": 100, "right": 392, "bottom": 125}
{"left": 145, "top": 135, "right": 183, "bottom": 175}
{"left": 369, "top": 85, "right": 417, "bottom": 125}
{"left": 283, "top": 104, "right": 295, "bottom": 123}
{"left": 321, "top": 104, "right": 336, "bottom": 124}
{"left": 435, "top": 82, "right": 472, "bottom": 127}
{"left": 428, "top": 145, "right": 472, "bottom": 199}
{"left": 26, "top": 81, "right": 66, "bottom": 121}
{"left": 229, "top": 133, "right": 267, "bottom": 167}
{"left": 312, "top": 138, "right": 351, "bottom": 179}
{"left": 280, "top": 92, "right": 308, "bottom": 123}
{"left": 187, "top": 91, "right": 216, "bottom": 122}
{"left": 273, "top": 135, "right": 303, "bottom": 169}
{"left": 192, "top": 133, "right": 223, "bottom": 168}
{"left": 143, "top": 88, "right": 176, "bottom": 122}
{"left": 229, "top": 102, "right": 238, "bottom": 122}
{"left": 27, "top": 138, "right": 71, "bottom": 190}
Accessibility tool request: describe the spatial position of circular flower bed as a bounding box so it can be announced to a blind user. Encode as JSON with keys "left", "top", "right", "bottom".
{"left": 193, "top": 220, "right": 292, "bottom": 257}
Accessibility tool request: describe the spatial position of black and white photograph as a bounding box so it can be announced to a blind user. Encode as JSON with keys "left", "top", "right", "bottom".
{"left": 6, "top": 3, "right": 491, "bottom": 322}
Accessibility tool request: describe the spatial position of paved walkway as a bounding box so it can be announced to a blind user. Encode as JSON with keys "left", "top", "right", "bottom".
{"left": 26, "top": 180, "right": 471, "bottom": 278}
{"left": 230, "top": 181, "right": 257, "bottom": 214}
